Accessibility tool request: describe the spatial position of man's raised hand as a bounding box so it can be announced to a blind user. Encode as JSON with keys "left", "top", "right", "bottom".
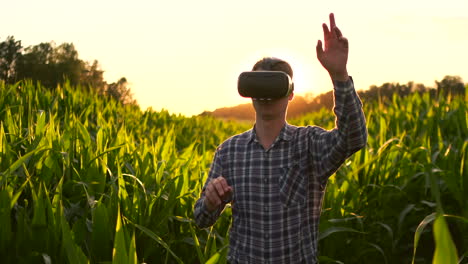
{"left": 316, "top": 13, "right": 349, "bottom": 82}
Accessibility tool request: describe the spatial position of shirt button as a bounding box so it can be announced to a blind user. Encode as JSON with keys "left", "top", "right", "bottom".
{"left": 264, "top": 206, "right": 268, "bottom": 212}
{"left": 263, "top": 178, "right": 268, "bottom": 183}
{"left": 265, "top": 234, "right": 269, "bottom": 239}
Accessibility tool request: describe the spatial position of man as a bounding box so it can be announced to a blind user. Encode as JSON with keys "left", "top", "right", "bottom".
{"left": 194, "top": 13, "right": 367, "bottom": 263}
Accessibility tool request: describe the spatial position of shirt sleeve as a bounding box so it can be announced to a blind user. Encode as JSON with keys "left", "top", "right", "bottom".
{"left": 309, "top": 76, "right": 367, "bottom": 184}
{"left": 193, "top": 148, "right": 227, "bottom": 228}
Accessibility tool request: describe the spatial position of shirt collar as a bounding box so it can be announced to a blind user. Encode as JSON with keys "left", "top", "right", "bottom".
{"left": 280, "top": 123, "right": 294, "bottom": 141}
{"left": 247, "top": 128, "right": 256, "bottom": 144}
{"left": 248, "top": 123, "right": 293, "bottom": 144}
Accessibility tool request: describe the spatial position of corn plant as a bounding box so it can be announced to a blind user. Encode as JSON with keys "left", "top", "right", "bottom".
{"left": 0, "top": 79, "right": 466, "bottom": 263}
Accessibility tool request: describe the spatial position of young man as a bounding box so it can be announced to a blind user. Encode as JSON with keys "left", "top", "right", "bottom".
{"left": 194, "top": 13, "right": 367, "bottom": 263}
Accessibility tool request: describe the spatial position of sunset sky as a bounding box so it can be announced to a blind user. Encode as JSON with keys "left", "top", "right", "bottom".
{"left": 3, "top": 0, "right": 468, "bottom": 116}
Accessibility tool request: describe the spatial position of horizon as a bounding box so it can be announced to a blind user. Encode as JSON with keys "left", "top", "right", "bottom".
{"left": 3, "top": 0, "right": 468, "bottom": 116}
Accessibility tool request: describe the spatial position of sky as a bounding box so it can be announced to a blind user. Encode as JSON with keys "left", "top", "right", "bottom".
{"left": 3, "top": 0, "right": 468, "bottom": 116}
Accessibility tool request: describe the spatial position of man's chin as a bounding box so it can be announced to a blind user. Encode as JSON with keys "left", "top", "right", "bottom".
{"left": 257, "top": 112, "right": 280, "bottom": 121}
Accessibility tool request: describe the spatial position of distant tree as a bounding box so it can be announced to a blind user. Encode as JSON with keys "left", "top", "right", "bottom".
{"left": 15, "top": 39, "right": 136, "bottom": 104}
{"left": 17, "top": 41, "right": 87, "bottom": 88}
{"left": 408, "top": 81, "right": 427, "bottom": 93}
{"left": 12, "top": 40, "right": 114, "bottom": 96}
{"left": 287, "top": 95, "right": 310, "bottom": 118}
{"left": 106, "top": 77, "right": 135, "bottom": 105}
{"left": 357, "top": 81, "right": 430, "bottom": 103}
{"left": 17, "top": 42, "right": 57, "bottom": 87}
{"left": 206, "top": 75, "right": 468, "bottom": 121}
{"left": 1, "top": 37, "right": 138, "bottom": 105}
{"left": 54, "top": 42, "right": 84, "bottom": 86}
{"left": 310, "top": 90, "right": 334, "bottom": 111}
{"left": 0, "top": 36, "right": 23, "bottom": 83}
{"left": 436, "top": 75, "right": 465, "bottom": 97}
{"left": 81, "top": 60, "right": 106, "bottom": 93}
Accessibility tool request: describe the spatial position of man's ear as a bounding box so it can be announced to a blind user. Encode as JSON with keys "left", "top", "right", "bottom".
{"left": 288, "top": 92, "right": 294, "bottom": 101}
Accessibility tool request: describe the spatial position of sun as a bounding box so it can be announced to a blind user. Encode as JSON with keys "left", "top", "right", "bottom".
{"left": 282, "top": 54, "right": 313, "bottom": 95}
{"left": 239, "top": 48, "right": 315, "bottom": 96}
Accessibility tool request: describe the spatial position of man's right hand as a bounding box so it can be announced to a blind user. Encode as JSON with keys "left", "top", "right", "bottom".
{"left": 316, "top": 13, "right": 349, "bottom": 82}
{"left": 204, "top": 176, "right": 233, "bottom": 212}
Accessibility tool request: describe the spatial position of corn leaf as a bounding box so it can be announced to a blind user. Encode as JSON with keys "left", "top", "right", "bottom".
{"left": 433, "top": 215, "right": 458, "bottom": 264}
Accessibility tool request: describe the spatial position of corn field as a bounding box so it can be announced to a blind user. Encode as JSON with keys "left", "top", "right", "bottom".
{"left": 0, "top": 80, "right": 466, "bottom": 263}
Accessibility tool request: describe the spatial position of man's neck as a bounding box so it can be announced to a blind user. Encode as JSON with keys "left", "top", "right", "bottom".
{"left": 255, "top": 116, "right": 286, "bottom": 150}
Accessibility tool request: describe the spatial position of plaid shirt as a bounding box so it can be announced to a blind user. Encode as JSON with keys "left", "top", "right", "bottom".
{"left": 194, "top": 77, "right": 367, "bottom": 264}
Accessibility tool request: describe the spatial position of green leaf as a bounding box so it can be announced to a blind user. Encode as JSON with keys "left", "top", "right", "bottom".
{"left": 92, "top": 201, "right": 112, "bottom": 261}
{"left": 319, "top": 226, "right": 364, "bottom": 241}
{"left": 128, "top": 231, "right": 138, "bottom": 264}
{"left": 432, "top": 215, "right": 458, "bottom": 264}
{"left": 0, "top": 190, "right": 12, "bottom": 252}
{"left": 412, "top": 212, "right": 436, "bottom": 264}
{"left": 2, "top": 147, "right": 48, "bottom": 176}
{"left": 51, "top": 176, "right": 64, "bottom": 217}
{"left": 76, "top": 120, "right": 91, "bottom": 146}
{"left": 366, "top": 242, "right": 387, "bottom": 264}
{"left": 0, "top": 122, "right": 5, "bottom": 160}
{"left": 31, "top": 183, "right": 47, "bottom": 228}
{"left": 61, "top": 214, "right": 89, "bottom": 264}
{"left": 205, "top": 252, "right": 221, "bottom": 264}
{"left": 206, "top": 244, "right": 229, "bottom": 264}
{"left": 398, "top": 204, "right": 415, "bottom": 233}
{"left": 318, "top": 255, "right": 345, "bottom": 264}
{"left": 35, "top": 110, "right": 47, "bottom": 137}
{"left": 86, "top": 144, "right": 125, "bottom": 169}
{"left": 132, "top": 222, "right": 183, "bottom": 264}
{"left": 112, "top": 206, "right": 128, "bottom": 264}
{"left": 10, "top": 179, "right": 28, "bottom": 209}
{"left": 189, "top": 223, "right": 205, "bottom": 263}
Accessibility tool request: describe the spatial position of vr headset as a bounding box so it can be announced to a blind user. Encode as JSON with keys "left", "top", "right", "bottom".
{"left": 238, "top": 71, "right": 294, "bottom": 100}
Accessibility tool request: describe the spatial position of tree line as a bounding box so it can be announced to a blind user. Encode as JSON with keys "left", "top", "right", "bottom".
{"left": 0, "top": 36, "right": 134, "bottom": 105}
{"left": 2, "top": 35, "right": 465, "bottom": 115}
{"left": 204, "top": 75, "right": 467, "bottom": 121}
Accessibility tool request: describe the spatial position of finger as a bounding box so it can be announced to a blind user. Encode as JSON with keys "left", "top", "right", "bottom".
{"left": 334, "top": 26, "right": 343, "bottom": 38}
{"left": 316, "top": 40, "right": 324, "bottom": 59}
{"left": 223, "top": 186, "right": 233, "bottom": 201}
{"left": 213, "top": 180, "right": 226, "bottom": 198}
{"left": 329, "top": 13, "right": 336, "bottom": 32}
{"left": 339, "top": 36, "right": 349, "bottom": 49}
{"left": 204, "top": 186, "right": 214, "bottom": 203}
{"left": 205, "top": 191, "right": 221, "bottom": 211}
{"left": 206, "top": 181, "right": 220, "bottom": 200}
{"left": 322, "top": 23, "right": 330, "bottom": 40}
{"left": 205, "top": 184, "right": 215, "bottom": 200}
{"left": 214, "top": 177, "right": 233, "bottom": 201}
{"left": 218, "top": 177, "right": 231, "bottom": 193}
